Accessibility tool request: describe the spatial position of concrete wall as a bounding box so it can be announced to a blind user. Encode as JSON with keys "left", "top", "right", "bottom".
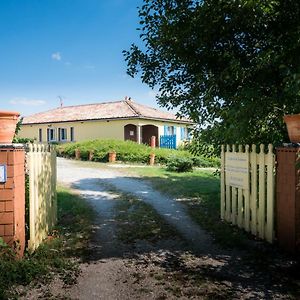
{"left": 19, "top": 118, "right": 190, "bottom": 147}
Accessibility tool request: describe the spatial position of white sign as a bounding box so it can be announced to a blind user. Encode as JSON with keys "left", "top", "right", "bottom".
{"left": 0, "top": 165, "right": 7, "bottom": 183}
{"left": 225, "top": 152, "right": 249, "bottom": 189}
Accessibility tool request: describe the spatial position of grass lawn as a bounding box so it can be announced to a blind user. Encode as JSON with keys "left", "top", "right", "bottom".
{"left": 0, "top": 186, "right": 95, "bottom": 300}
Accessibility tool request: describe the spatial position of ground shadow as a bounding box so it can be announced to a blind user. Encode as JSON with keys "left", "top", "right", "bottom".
{"left": 67, "top": 174, "right": 300, "bottom": 299}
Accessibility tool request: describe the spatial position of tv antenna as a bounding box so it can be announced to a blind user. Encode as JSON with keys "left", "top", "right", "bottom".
{"left": 58, "top": 96, "right": 65, "bottom": 108}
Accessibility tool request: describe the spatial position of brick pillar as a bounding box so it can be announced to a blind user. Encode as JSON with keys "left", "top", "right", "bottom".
{"left": 150, "top": 136, "right": 156, "bottom": 148}
{"left": 276, "top": 147, "right": 300, "bottom": 254}
{"left": 0, "top": 145, "right": 25, "bottom": 257}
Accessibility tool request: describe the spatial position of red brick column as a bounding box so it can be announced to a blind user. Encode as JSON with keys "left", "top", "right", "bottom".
{"left": 0, "top": 145, "right": 25, "bottom": 257}
{"left": 276, "top": 147, "right": 300, "bottom": 254}
{"left": 150, "top": 136, "right": 156, "bottom": 148}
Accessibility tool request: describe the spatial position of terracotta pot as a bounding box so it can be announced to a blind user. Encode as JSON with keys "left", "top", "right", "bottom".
{"left": 149, "top": 153, "right": 155, "bottom": 166}
{"left": 108, "top": 151, "right": 116, "bottom": 163}
{"left": 0, "top": 111, "right": 20, "bottom": 144}
{"left": 284, "top": 114, "right": 300, "bottom": 143}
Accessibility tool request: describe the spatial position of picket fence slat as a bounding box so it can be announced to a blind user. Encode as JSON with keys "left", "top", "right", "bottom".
{"left": 266, "top": 144, "right": 274, "bottom": 243}
{"left": 244, "top": 145, "right": 250, "bottom": 232}
{"left": 225, "top": 145, "right": 231, "bottom": 222}
{"left": 231, "top": 145, "right": 237, "bottom": 225}
{"left": 221, "top": 143, "right": 275, "bottom": 243}
{"left": 220, "top": 145, "right": 225, "bottom": 220}
{"left": 250, "top": 145, "right": 257, "bottom": 235}
{"left": 258, "top": 144, "right": 265, "bottom": 239}
{"left": 27, "top": 144, "right": 57, "bottom": 251}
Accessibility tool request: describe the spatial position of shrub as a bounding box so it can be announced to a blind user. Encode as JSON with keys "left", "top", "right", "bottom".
{"left": 57, "top": 139, "right": 220, "bottom": 167}
{"left": 166, "top": 156, "right": 194, "bottom": 172}
{"left": 12, "top": 137, "right": 34, "bottom": 144}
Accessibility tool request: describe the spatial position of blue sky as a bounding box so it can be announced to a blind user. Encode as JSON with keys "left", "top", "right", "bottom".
{"left": 0, "top": 0, "right": 160, "bottom": 116}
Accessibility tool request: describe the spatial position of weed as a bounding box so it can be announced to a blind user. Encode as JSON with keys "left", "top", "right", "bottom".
{"left": 114, "top": 193, "right": 177, "bottom": 243}
{"left": 115, "top": 166, "right": 250, "bottom": 249}
{"left": 0, "top": 187, "right": 95, "bottom": 299}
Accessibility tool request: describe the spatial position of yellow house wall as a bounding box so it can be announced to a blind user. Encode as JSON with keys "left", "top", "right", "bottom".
{"left": 18, "top": 118, "right": 191, "bottom": 147}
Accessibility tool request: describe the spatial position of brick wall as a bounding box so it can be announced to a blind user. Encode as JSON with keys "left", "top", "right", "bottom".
{"left": 276, "top": 147, "right": 300, "bottom": 253}
{"left": 0, "top": 146, "right": 25, "bottom": 257}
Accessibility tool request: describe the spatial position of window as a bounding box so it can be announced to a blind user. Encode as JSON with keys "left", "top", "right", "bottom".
{"left": 38, "top": 129, "right": 42, "bottom": 143}
{"left": 70, "top": 127, "right": 74, "bottom": 142}
{"left": 47, "top": 128, "right": 56, "bottom": 142}
{"left": 180, "top": 127, "right": 188, "bottom": 140}
{"left": 164, "top": 125, "right": 175, "bottom": 135}
{"left": 58, "top": 128, "right": 67, "bottom": 142}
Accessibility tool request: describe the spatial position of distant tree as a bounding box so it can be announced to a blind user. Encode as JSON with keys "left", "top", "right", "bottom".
{"left": 124, "top": 0, "right": 300, "bottom": 147}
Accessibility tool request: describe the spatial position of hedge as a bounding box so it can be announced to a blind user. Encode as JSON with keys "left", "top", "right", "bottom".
{"left": 57, "top": 139, "right": 220, "bottom": 167}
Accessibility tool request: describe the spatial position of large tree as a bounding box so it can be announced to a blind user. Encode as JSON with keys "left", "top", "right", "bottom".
{"left": 124, "top": 0, "right": 300, "bottom": 146}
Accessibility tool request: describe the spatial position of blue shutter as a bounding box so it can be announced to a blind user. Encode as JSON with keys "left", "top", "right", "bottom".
{"left": 173, "top": 126, "right": 177, "bottom": 136}
{"left": 180, "top": 127, "right": 184, "bottom": 140}
{"left": 164, "top": 125, "right": 168, "bottom": 135}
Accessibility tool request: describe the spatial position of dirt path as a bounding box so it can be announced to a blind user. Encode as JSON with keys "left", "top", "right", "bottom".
{"left": 57, "top": 158, "right": 218, "bottom": 255}
{"left": 56, "top": 158, "right": 226, "bottom": 299}
{"left": 25, "top": 158, "right": 298, "bottom": 299}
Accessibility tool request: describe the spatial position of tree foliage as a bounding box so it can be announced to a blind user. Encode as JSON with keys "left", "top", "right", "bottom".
{"left": 124, "top": 0, "right": 300, "bottom": 146}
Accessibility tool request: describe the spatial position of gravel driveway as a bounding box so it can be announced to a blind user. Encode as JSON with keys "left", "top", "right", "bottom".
{"left": 23, "top": 158, "right": 298, "bottom": 300}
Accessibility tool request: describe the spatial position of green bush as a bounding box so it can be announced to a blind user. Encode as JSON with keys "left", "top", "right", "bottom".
{"left": 166, "top": 156, "right": 194, "bottom": 172}
{"left": 12, "top": 137, "right": 34, "bottom": 144}
{"left": 57, "top": 139, "right": 220, "bottom": 167}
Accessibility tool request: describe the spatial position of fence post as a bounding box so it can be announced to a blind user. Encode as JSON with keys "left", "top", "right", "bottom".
{"left": 0, "top": 145, "right": 26, "bottom": 257}
{"left": 276, "top": 147, "right": 300, "bottom": 253}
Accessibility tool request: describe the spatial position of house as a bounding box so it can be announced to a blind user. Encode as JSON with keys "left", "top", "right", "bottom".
{"left": 18, "top": 99, "right": 194, "bottom": 148}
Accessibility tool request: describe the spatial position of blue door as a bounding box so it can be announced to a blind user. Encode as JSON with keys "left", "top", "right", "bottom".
{"left": 160, "top": 135, "right": 176, "bottom": 149}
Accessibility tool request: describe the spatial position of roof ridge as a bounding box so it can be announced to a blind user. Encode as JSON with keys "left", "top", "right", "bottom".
{"left": 56, "top": 100, "right": 125, "bottom": 109}
{"left": 124, "top": 100, "right": 141, "bottom": 116}
{"left": 22, "top": 100, "right": 127, "bottom": 117}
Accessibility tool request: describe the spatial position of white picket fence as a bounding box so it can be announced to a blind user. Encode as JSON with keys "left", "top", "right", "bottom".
{"left": 27, "top": 144, "right": 57, "bottom": 251}
{"left": 220, "top": 144, "right": 275, "bottom": 243}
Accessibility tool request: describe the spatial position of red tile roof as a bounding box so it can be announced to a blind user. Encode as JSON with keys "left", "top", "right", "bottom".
{"left": 22, "top": 100, "right": 193, "bottom": 125}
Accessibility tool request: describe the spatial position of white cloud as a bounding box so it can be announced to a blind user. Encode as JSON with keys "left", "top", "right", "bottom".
{"left": 10, "top": 99, "right": 46, "bottom": 106}
{"left": 51, "top": 52, "right": 62, "bottom": 61}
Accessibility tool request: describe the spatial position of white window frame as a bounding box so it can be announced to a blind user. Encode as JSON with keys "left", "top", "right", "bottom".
{"left": 47, "top": 128, "right": 56, "bottom": 142}
{"left": 167, "top": 126, "right": 175, "bottom": 135}
{"left": 59, "top": 128, "right": 68, "bottom": 142}
{"left": 183, "top": 127, "right": 188, "bottom": 140}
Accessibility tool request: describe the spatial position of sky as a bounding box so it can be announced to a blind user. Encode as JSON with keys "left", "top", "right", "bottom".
{"left": 0, "top": 0, "right": 161, "bottom": 116}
